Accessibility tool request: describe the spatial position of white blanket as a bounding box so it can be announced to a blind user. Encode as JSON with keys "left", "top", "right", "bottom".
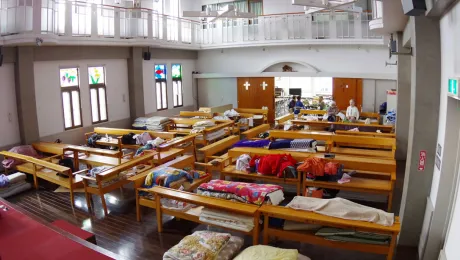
{"left": 199, "top": 208, "right": 254, "bottom": 232}
{"left": 287, "top": 196, "right": 394, "bottom": 226}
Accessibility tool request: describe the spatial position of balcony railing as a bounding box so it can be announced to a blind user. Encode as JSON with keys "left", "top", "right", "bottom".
{"left": 0, "top": 0, "right": 382, "bottom": 48}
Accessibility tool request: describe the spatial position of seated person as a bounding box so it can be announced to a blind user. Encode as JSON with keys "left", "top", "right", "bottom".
{"left": 318, "top": 96, "right": 325, "bottom": 110}
{"left": 293, "top": 96, "right": 305, "bottom": 115}
{"left": 326, "top": 101, "right": 339, "bottom": 122}
{"left": 346, "top": 99, "right": 360, "bottom": 122}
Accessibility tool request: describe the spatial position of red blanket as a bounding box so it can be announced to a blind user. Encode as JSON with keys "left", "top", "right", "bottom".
{"left": 198, "top": 180, "right": 283, "bottom": 205}
{"left": 249, "top": 154, "right": 297, "bottom": 177}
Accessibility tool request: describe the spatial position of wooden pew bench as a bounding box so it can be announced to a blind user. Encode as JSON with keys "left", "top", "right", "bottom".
{"left": 335, "top": 130, "right": 396, "bottom": 138}
{"left": 152, "top": 186, "right": 261, "bottom": 245}
{"left": 85, "top": 127, "right": 176, "bottom": 150}
{"left": 226, "top": 147, "right": 396, "bottom": 211}
{"left": 168, "top": 118, "right": 234, "bottom": 146}
{"left": 268, "top": 130, "right": 333, "bottom": 153}
{"left": 128, "top": 155, "right": 212, "bottom": 222}
{"left": 63, "top": 145, "right": 128, "bottom": 168}
{"left": 199, "top": 135, "right": 240, "bottom": 164}
{"left": 275, "top": 114, "right": 294, "bottom": 125}
{"left": 289, "top": 120, "right": 394, "bottom": 133}
{"left": 259, "top": 205, "right": 400, "bottom": 260}
{"left": 242, "top": 124, "right": 270, "bottom": 140}
{"left": 80, "top": 153, "right": 157, "bottom": 215}
{"left": 0, "top": 151, "right": 83, "bottom": 206}
{"left": 234, "top": 108, "right": 269, "bottom": 124}
{"left": 330, "top": 135, "right": 396, "bottom": 159}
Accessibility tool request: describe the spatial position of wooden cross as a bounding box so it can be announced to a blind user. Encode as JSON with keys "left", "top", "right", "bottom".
{"left": 261, "top": 81, "right": 268, "bottom": 90}
{"left": 244, "top": 81, "right": 250, "bottom": 90}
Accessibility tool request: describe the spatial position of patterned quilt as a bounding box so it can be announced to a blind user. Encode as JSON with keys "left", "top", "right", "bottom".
{"left": 198, "top": 180, "right": 283, "bottom": 206}
{"left": 269, "top": 139, "right": 317, "bottom": 150}
{"left": 163, "top": 231, "right": 231, "bottom": 260}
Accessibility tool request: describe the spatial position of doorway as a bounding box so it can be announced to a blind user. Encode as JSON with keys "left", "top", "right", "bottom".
{"left": 333, "top": 78, "right": 363, "bottom": 111}
{"left": 237, "top": 77, "right": 275, "bottom": 122}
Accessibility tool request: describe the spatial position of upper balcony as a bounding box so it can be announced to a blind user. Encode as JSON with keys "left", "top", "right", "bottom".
{"left": 0, "top": 0, "right": 383, "bottom": 49}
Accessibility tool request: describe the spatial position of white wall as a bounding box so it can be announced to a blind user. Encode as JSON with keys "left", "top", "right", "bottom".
{"left": 196, "top": 46, "right": 397, "bottom": 79}
{"left": 263, "top": 0, "right": 305, "bottom": 15}
{"left": 143, "top": 59, "right": 196, "bottom": 115}
{"left": 197, "top": 78, "right": 237, "bottom": 108}
{"left": 34, "top": 59, "right": 130, "bottom": 137}
{"left": 0, "top": 63, "right": 21, "bottom": 147}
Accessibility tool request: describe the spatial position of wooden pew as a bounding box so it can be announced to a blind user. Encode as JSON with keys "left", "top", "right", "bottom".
{"left": 152, "top": 186, "right": 261, "bottom": 245}
{"left": 299, "top": 109, "right": 326, "bottom": 116}
{"left": 199, "top": 135, "right": 240, "bottom": 163}
{"left": 242, "top": 124, "right": 270, "bottom": 139}
{"left": 234, "top": 108, "right": 269, "bottom": 124}
{"left": 84, "top": 127, "right": 176, "bottom": 149}
{"left": 33, "top": 142, "right": 69, "bottom": 155}
{"left": 289, "top": 120, "right": 394, "bottom": 133}
{"left": 81, "top": 153, "right": 156, "bottom": 215}
{"left": 0, "top": 151, "right": 83, "bottom": 206}
{"left": 275, "top": 114, "right": 294, "bottom": 125}
{"left": 178, "top": 111, "right": 213, "bottom": 119}
{"left": 226, "top": 147, "right": 396, "bottom": 211}
{"left": 360, "top": 112, "right": 381, "bottom": 122}
{"left": 259, "top": 205, "right": 400, "bottom": 260}
{"left": 331, "top": 135, "right": 396, "bottom": 159}
{"left": 168, "top": 118, "right": 234, "bottom": 146}
{"left": 128, "top": 155, "right": 212, "bottom": 222}
{"left": 214, "top": 112, "right": 256, "bottom": 134}
{"left": 335, "top": 130, "right": 396, "bottom": 138}
{"left": 63, "top": 145, "right": 128, "bottom": 169}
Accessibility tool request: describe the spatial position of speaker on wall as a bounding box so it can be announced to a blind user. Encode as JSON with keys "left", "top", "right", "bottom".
{"left": 143, "top": 47, "right": 151, "bottom": 60}
{"left": 401, "top": 0, "right": 426, "bottom": 16}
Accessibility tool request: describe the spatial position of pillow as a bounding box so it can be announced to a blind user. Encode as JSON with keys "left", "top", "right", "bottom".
{"left": 234, "top": 245, "right": 298, "bottom": 260}
{"left": 163, "top": 231, "right": 231, "bottom": 260}
{"left": 216, "top": 236, "right": 244, "bottom": 260}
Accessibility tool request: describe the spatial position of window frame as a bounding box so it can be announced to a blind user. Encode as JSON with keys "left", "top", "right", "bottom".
{"left": 155, "top": 64, "right": 168, "bottom": 111}
{"left": 172, "top": 63, "right": 183, "bottom": 108}
{"left": 88, "top": 66, "right": 109, "bottom": 124}
{"left": 60, "top": 67, "right": 83, "bottom": 131}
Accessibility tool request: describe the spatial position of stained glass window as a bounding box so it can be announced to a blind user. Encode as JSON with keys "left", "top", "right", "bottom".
{"left": 59, "top": 68, "right": 82, "bottom": 130}
{"left": 88, "top": 66, "right": 108, "bottom": 123}
{"left": 60, "top": 68, "right": 79, "bottom": 87}
{"left": 155, "top": 64, "right": 168, "bottom": 110}
{"left": 172, "top": 64, "right": 183, "bottom": 107}
{"left": 155, "top": 64, "right": 166, "bottom": 80}
{"left": 88, "top": 66, "right": 105, "bottom": 84}
{"left": 172, "top": 64, "right": 182, "bottom": 80}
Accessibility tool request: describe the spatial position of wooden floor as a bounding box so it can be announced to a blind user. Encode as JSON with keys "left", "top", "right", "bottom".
{"left": 7, "top": 185, "right": 416, "bottom": 260}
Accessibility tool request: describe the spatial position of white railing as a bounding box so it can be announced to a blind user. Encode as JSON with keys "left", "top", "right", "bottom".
{"left": 0, "top": 1, "right": 381, "bottom": 47}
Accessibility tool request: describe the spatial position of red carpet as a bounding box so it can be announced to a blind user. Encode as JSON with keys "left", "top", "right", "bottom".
{"left": 0, "top": 201, "right": 114, "bottom": 260}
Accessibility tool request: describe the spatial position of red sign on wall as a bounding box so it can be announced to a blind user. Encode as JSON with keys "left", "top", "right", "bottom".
{"left": 418, "top": 150, "right": 427, "bottom": 171}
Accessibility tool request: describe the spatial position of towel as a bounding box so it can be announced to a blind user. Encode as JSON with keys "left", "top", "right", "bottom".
{"left": 287, "top": 196, "right": 394, "bottom": 226}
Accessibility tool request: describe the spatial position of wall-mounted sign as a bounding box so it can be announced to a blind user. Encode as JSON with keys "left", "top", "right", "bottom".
{"left": 448, "top": 78, "right": 458, "bottom": 97}
{"left": 418, "top": 150, "right": 427, "bottom": 171}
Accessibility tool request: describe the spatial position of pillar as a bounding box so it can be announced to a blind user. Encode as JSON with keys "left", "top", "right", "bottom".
{"left": 395, "top": 32, "right": 411, "bottom": 160}
{"left": 398, "top": 16, "right": 441, "bottom": 246}
{"left": 127, "top": 47, "right": 145, "bottom": 120}
{"left": 14, "top": 47, "right": 40, "bottom": 144}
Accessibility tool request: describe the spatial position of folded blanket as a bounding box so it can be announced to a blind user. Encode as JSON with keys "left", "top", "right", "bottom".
{"left": 143, "top": 167, "right": 193, "bottom": 189}
{"left": 269, "top": 139, "right": 316, "bottom": 150}
{"left": 193, "top": 121, "right": 215, "bottom": 128}
{"left": 0, "top": 182, "right": 32, "bottom": 198}
{"left": 233, "top": 139, "right": 271, "bottom": 148}
{"left": 234, "top": 245, "right": 298, "bottom": 260}
{"left": 198, "top": 180, "right": 284, "bottom": 206}
{"left": 200, "top": 208, "right": 254, "bottom": 232}
{"left": 287, "top": 196, "right": 394, "bottom": 226}
{"left": 315, "top": 227, "right": 391, "bottom": 245}
{"left": 163, "top": 231, "right": 231, "bottom": 260}
{"left": 7, "top": 172, "right": 27, "bottom": 184}
{"left": 146, "top": 116, "right": 170, "bottom": 125}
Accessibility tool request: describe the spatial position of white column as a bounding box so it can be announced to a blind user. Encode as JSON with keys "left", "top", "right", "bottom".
{"left": 147, "top": 10, "right": 153, "bottom": 39}
{"left": 32, "top": 0, "right": 42, "bottom": 33}
{"left": 163, "top": 15, "right": 168, "bottom": 40}
{"left": 114, "top": 7, "right": 120, "bottom": 39}
{"left": 65, "top": 0, "right": 72, "bottom": 36}
{"left": 177, "top": 19, "right": 182, "bottom": 42}
{"left": 191, "top": 23, "right": 196, "bottom": 44}
{"left": 354, "top": 13, "right": 362, "bottom": 39}
{"left": 91, "top": 3, "right": 97, "bottom": 37}
{"left": 305, "top": 14, "right": 312, "bottom": 39}
{"left": 329, "top": 11, "right": 337, "bottom": 39}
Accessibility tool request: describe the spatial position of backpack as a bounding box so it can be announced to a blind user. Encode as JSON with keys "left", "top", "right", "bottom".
{"left": 87, "top": 133, "right": 101, "bottom": 147}
{"left": 282, "top": 166, "right": 297, "bottom": 182}
{"left": 57, "top": 158, "right": 75, "bottom": 178}
{"left": 122, "top": 133, "right": 136, "bottom": 145}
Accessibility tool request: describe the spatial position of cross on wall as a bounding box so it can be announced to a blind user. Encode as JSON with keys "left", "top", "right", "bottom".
{"left": 244, "top": 81, "right": 250, "bottom": 90}
{"left": 261, "top": 81, "right": 268, "bottom": 90}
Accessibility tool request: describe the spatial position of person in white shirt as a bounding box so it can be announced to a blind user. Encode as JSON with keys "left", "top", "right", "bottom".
{"left": 346, "top": 99, "right": 360, "bottom": 122}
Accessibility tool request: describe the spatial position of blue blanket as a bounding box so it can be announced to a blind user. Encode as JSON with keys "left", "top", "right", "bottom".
{"left": 269, "top": 139, "right": 316, "bottom": 150}
{"left": 233, "top": 139, "right": 271, "bottom": 148}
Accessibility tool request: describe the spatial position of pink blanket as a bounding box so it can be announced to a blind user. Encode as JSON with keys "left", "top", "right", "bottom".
{"left": 198, "top": 180, "right": 283, "bottom": 206}
{"left": 2, "top": 146, "right": 40, "bottom": 169}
